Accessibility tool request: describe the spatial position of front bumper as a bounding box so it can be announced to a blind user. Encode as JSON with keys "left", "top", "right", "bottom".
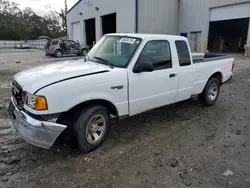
{"left": 9, "top": 99, "right": 67, "bottom": 149}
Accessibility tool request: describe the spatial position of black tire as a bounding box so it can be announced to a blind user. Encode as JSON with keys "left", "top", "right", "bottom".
{"left": 199, "top": 77, "right": 220, "bottom": 106}
{"left": 74, "top": 105, "right": 110, "bottom": 153}
{"left": 54, "top": 49, "right": 63, "bottom": 57}
{"left": 81, "top": 48, "right": 88, "bottom": 56}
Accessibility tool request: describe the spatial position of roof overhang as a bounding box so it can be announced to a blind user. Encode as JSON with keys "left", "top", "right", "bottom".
{"left": 67, "top": 0, "right": 82, "bottom": 14}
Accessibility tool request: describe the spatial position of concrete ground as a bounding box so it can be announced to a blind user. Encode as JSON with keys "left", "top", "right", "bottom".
{"left": 0, "top": 49, "right": 250, "bottom": 188}
{"left": 0, "top": 49, "right": 82, "bottom": 72}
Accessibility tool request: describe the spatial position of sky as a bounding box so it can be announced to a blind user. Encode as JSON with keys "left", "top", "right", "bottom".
{"left": 12, "top": 0, "right": 78, "bottom": 16}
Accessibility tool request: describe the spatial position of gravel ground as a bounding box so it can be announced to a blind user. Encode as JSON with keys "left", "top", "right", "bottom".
{"left": 0, "top": 50, "right": 250, "bottom": 188}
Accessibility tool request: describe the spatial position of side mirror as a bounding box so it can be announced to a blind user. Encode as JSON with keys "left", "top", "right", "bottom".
{"left": 133, "top": 62, "right": 154, "bottom": 73}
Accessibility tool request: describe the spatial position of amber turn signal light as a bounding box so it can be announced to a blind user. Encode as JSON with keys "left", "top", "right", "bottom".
{"left": 35, "top": 96, "right": 48, "bottom": 110}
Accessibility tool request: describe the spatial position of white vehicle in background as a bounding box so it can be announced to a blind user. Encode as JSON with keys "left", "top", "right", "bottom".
{"left": 15, "top": 42, "right": 30, "bottom": 49}
{"left": 9, "top": 33, "right": 234, "bottom": 152}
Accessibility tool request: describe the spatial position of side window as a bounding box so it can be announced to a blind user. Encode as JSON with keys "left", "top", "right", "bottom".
{"left": 51, "top": 40, "right": 59, "bottom": 45}
{"left": 138, "top": 40, "right": 172, "bottom": 71}
{"left": 175, "top": 41, "right": 191, "bottom": 66}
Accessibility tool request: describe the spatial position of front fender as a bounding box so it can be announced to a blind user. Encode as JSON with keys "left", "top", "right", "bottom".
{"left": 69, "top": 92, "right": 118, "bottom": 111}
{"left": 34, "top": 69, "right": 128, "bottom": 116}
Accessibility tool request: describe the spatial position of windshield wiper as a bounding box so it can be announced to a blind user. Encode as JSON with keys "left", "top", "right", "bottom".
{"left": 94, "top": 56, "right": 114, "bottom": 69}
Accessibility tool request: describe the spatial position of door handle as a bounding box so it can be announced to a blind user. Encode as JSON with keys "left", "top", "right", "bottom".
{"left": 169, "top": 73, "right": 177, "bottom": 78}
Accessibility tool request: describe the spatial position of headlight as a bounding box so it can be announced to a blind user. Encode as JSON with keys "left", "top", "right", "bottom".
{"left": 25, "top": 93, "right": 48, "bottom": 110}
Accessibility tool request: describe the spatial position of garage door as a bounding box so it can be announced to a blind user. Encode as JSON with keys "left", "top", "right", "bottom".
{"left": 72, "top": 22, "right": 81, "bottom": 43}
{"left": 210, "top": 3, "right": 250, "bottom": 22}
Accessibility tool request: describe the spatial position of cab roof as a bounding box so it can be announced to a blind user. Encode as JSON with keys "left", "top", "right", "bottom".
{"left": 106, "top": 33, "right": 187, "bottom": 41}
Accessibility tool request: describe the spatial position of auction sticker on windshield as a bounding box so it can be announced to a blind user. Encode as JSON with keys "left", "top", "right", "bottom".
{"left": 119, "top": 38, "right": 136, "bottom": 44}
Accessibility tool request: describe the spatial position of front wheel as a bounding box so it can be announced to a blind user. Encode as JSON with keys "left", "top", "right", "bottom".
{"left": 199, "top": 77, "right": 220, "bottom": 106}
{"left": 74, "top": 105, "right": 110, "bottom": 153}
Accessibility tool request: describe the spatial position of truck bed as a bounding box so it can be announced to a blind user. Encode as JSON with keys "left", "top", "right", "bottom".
{"left": 194, "top": 53, "right": 232, "bottom": 64}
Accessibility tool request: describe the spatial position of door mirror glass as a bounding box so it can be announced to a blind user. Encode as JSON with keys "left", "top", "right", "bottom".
{"left": 133, "top": 62, "right": 154, "bottom": 73}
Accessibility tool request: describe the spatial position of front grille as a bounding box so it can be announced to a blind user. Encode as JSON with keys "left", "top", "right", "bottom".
{"left": 12, "top": 80, "right": 24, "bottom": 109}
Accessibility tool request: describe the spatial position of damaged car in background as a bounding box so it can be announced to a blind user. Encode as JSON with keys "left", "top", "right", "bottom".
{"left": 39, "top": 36, "right": 89, "bottom": 57}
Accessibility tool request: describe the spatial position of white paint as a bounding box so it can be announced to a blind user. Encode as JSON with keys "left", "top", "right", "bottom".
{"left": 95, "top": 16, "right": 102, "bottom": 41}
{"left": 210, "top": 3, "right": 250, "bottom": 21}
{"left": 128, "top": 65, "right": 179, "bottom": 115}
{"left": 72, "top": 22, "right": 81, "bottom": 43}
{"left": 223, "top": 169, "right": 234, "bottom": 176}
{"left": 66, "top": 0, "right": 136, "bottom": 45}
{"left": 13, "top": 33, "right": 234, "bottom": 118}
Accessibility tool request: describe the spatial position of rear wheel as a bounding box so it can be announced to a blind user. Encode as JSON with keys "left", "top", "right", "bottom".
{"left": 199, "top": 77, "right": 220, "bottom": 106}
{"left": 74, "top": 105, "right": 110, "bottom": 153}
{"left": 54, "top": 49, "right": 63, "bottom": 57}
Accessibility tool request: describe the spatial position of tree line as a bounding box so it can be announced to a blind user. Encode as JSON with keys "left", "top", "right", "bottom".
{"left": 0, "top": 0, "right": 67, "bottom": 40}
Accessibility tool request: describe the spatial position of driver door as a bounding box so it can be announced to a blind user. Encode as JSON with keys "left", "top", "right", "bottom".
{"left": 68, "top": 40, "right": 78, "bottom": 54}
{"left": 129, "top": 40, "right": 179, "bottom": 116}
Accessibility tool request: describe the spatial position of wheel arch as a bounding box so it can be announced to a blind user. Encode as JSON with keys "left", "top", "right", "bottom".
{"left": 199, "top": 71, "right": 222, "bottom": 95}
{"left": 57, "top": 99, "right": 119, "bottom": 125}
{"left": 208, "top": 72, "right": 223, "bottom": 85}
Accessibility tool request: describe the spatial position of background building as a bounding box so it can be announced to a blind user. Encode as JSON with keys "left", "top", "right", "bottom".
{"left": 179, "top": 0, "right": 250, "bottom": 53}
{"left": 67, "top": 0, "right": 250, "bottom": 53}
{"left": 66, "top": 0, "right": 178, "bottom": 46}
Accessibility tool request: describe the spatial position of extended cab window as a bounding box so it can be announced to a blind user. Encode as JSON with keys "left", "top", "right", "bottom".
{"left": 175, "top": 41, "right": 191, "bottom": 66}
{"left": 138, "top": 40, "right": 172, "bottom": 71}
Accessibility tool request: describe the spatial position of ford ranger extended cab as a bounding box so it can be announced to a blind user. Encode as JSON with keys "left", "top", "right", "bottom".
{"left": 9, "top": 33, "right": 234, "bottom": 152}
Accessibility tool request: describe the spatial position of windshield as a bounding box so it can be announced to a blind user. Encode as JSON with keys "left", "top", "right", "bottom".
{"left": 88, "top": 35, "right": 142, "bottom": 68}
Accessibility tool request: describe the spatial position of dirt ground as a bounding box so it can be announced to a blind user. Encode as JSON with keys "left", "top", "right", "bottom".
{"left": 0, "top": 50, "right": 250, "bottom": 188}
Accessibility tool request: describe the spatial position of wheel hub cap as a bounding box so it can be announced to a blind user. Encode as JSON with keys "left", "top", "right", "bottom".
{"left": 89, "top": 123, "right": 98, "bottom": 133}
{"left": 208, "top": 83, "right": 218, "bottom": 101}
{"left": 86, "top": 114, "right": 106, "bottom": 144}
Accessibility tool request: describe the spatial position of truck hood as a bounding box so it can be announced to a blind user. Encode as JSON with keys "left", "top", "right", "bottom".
{"left": 14, "top": 60, "right": 110, "bottom": 93}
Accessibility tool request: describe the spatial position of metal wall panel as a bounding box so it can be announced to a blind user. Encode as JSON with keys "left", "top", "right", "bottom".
{"left": 210, "top": 0, "right": 250, "bottom": 7}
{"left": 210, "top": 3, "right": 250, "bottom": 21}
{"left": 67, "top": 0, "right": 136, "bottom": 45}
{"left": 178, "top": 0, "right": 250, "bottom": 52}
{"left": 138, "top": 0, "right": 179, "bottom": 34}
{"left": 72, "top": 22, "right": 81, "bottom": 42}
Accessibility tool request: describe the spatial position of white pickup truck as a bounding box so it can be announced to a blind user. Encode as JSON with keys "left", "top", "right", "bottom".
{"left": 9, "top": 33, "right": 234, "bottom": 152}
